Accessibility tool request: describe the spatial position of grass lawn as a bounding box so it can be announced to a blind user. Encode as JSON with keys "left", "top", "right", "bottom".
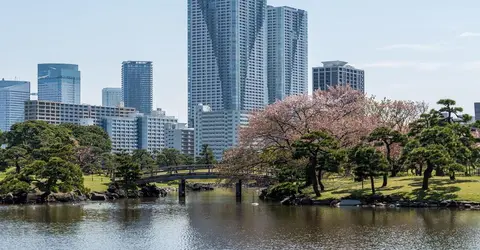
{"left": 302, "top": 175, "right": 480, "bottom": 202}
{"left": 83, "top": 175, "right": 110, "bottom": 192}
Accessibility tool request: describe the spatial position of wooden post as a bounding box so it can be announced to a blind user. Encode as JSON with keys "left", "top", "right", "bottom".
{"left": 179, "top": 179, "right": 186, "bottom": 198}
{"left": 235, "top": 179, "right": 242, "bottom": 201}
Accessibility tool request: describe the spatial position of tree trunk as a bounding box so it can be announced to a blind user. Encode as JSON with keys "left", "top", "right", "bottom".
{"left": 317, "top": 169, "right": 325, "bottom": 191}
{"left": 435, "top": 166, "right": 445, "bottom": 176}
{"left": 381, "top": 174, "right": 387, "bottom": 187}
{"left": 370, "top": 175, "right": 375, "bottom": 194}
{"left": 422, "top": 165, "right": 434, "bottom": 190}
{"left": 15, "top": 160, "right": 20, "bottom": 174}
{"left": 309, "top": 157, "right": 320, "bottom": 197}
{"left": 450, "top": 171, "right": 456, "bottom": 181}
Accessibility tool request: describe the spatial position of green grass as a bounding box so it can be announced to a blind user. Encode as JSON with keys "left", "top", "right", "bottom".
{"left": 83, "top": 175, "right": 110, "bottom": 192}
{"left": 302, "top": 176, "right": 480, "bottom": 202}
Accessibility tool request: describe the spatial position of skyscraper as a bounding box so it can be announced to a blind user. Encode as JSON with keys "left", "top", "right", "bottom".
{"left": 38, "top": 63, "right": 81, "bottom": 104}
{"left": 312, "top": 61, "right": 365, "bottom": 93}
{"left": 187, "top": 0, "right": 268, "bottom": 127}
{"left": 0, "top": 79, "right": 30, "bottom": 131}
{"left": 121, "top": 61, "right": 153, "bottom": 115}
{"left": 102, "top": 87, "right": 123, "bottom": 107}
{"left": 267, "top": 5, "right": 308, "bottom": 104}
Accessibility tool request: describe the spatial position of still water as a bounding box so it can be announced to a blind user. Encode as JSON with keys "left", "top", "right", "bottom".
{"left": 1, "top": 189, "right": 480, "bottom": 250}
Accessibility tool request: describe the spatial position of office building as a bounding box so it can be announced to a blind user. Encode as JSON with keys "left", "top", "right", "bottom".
{"left": 194, "top": 104, "right": 249, "bottom": 160}
{"left": 137, "top": 109, "right": 178, "bottom": 153}
{"left": 166, "top": 123, "right": 195, "bottom": 157}
{"left": 187, "top": 0, "right": 268, "bottom": 127}
{"left": 24, "top": 100, "right": 137, "bottom": 126}
{"left": 312, "top": 61, "right": 365, "bottom": 93}
{"left": 267, "top": 6, "right": 308, "bottom": 103}
{"left": 38, "top": 63, "right": 81, "bottom": 104}
{"left": 0, "top": 79, "right": 30, "bottom": 131}
{"left": 102, "top": 88, "right": 123, "bottom": 107}
{"left": 102, "top": 117, "right": 138, "bottom": 153}
{"left": 122, "top": 61, "right": 153, "bottom": 114}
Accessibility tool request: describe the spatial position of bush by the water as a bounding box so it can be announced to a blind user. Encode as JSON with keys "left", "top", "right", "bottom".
{"left": 260, "top": 182, "right": 299, "bottom": 201}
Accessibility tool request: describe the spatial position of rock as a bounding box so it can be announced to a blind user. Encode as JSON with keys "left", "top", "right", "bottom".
{"left": 330, "top": 199, "right": 340, "bottom": 207}
{"left": 91, "top": 193, "right": 108, "bottom": 201}
{"left": 127, "top": 190, "right": 140, "bottom": 198}
{"left": 297, "top": 196, "right": 313, "bottom": 205}
{"left": 186, "top": 183, "right": 214, "bottom": 191}
{"left": 339, "top": 199, "right": 362, "bottom": 207}
{"left": 140, "top": 185, "right": 167, "bottom": 198}
{"left": 52, "top": 193, "right": 75, "bottom": 202}
{"left": 464, "top": 203, "right": 472, "bottom": 209}
{"left": 280, "top": 196, "right": 294, "bottom": 205}
{"left": 3, "top": 193, "right": 14, "bottom": 204}
{"left": 105, "top": 192, "right": 119, "bottom": 200}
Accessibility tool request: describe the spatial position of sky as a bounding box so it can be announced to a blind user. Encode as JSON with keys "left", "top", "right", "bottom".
{"left": 2, "top": 0, "right": 480, "bottom": 122}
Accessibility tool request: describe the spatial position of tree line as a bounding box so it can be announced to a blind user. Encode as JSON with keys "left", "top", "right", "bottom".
{"left": 221, "top": 87, "right": 479, "bottom": 197}
{"left": 0, "top": 121, "right": 216, "bottom": 195}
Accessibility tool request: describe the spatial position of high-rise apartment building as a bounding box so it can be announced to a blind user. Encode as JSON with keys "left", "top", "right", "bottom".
{"left": 38, "top": 63, "right": 81, "bottom": 104}
{"left": 102, "top": 117, "right": 139, "bottom": 153}
{"left": 267, "top": 6, "right": 308, "bottom": 103}
{"left": 312, "top": 61, "right": 365, "bottom": 93}
{"left": 0, "top": 79, "right": 30, "bottom": 131}
{"left": 102, "top": 88, "right": 123, "bottom": 107}
{"left": 137, "top": 109, "right": 178, "bottom": 153}
{"left": 187, "top": 0, "right": 268, "bottom": 127}
{"left": 188, "top": 0, "right": 267, "bottom": 160}
{"left": 166, "top": 123, "right": 195, "bottom": 157}
{"left": 24, "top": 100, "right": 137, "bottom": 126}
{"left": 122, "top": 61, "right": 153, "bottom": 114}
{"left": 194, "top": 104, "right": 249, "bottom": 160}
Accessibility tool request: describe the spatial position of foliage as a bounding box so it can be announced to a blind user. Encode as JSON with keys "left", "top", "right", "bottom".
{"left": 196, "top": 144, "right": 216, "bottom": 164}
{"left": 133, "top": 149, "right": 155, "bottom": 176}
{"left": 349, "top": 145, "right": 389, "bottom": 194}
{"left": 262, "top": 182, "right": 299, "bottom": 201}
{"left": 115, "top": 152, "right": 141, "bottom": 191}
{"left": 292, "top": 131, "right": 342, "bottom": 197}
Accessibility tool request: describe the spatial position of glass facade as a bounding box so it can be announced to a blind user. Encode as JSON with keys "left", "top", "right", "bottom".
{"left": 102, "top": 87, "right": 123, "bottom": 107}
{"left": 187, "top": 0, "right": 268, "bottom": 127}
{"left": 38, "top": 63, "right": 81, "bottom": 104}
{"left": 122, "top": 61, "right": 153, "bottom": 115}
{"left": 0, "top": 79, "right": 31, "bottom": 131}
{"left": 267, "top": 6, "right": 308, "bottom": 104}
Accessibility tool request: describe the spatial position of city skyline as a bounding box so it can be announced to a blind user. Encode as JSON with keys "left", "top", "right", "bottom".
{"left": 2, "top": 0, "right": 480, "bottom": 122}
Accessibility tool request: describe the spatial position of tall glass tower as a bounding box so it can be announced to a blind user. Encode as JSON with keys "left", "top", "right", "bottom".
{"left": 0, "top": 79, "right": 30, "bottom": 131}
{"left": 187, "top": 0, "right": 268, "bottom": 127}
{"left": 267, "top": 6, "right": 308, "bottom": 104}
{"left": 121, "top": 61, "right": 153, "bottom": 115}
{"left": 102, "top": 87, "right": 123, "bottom": 107}
{"left": 38, "top": 63, "right": 81, "bottom": 104}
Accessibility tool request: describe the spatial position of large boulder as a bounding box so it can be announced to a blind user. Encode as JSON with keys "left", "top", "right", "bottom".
{"left": 90, "top": 192, "right": 108, "bottom": 201}
{"left": 52, "top": 193, "right": 75, "bottom": 202}
{"left": 186, "top": 183, "right": 214, "bottom": 191}
{"left": 140, "top": 185, "right": 168, "bottom": 198}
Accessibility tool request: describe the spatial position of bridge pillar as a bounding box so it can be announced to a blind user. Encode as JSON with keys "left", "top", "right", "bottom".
{"left": 235, "top": 180, "right": 242, "bottom": 201}
{"left": 179, "top": 179, "right": 186, "bottom": 198}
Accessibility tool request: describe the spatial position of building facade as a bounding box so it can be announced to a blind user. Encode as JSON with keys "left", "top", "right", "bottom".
{"left": 122, "top": 61, "right": 153, "bottom": 114}
{"left": 102, "top": 117, "right": 138, "bottom": 153}
{"left": 194, "top": 104, "right": 249, "bottom": 160}
{"left": 267, "top": 6, "right": 308, "bottom": 104}
{"left": 187, "top": 0, "right": 268, "bottom": 127}
{"left": 38, "top": 63, "right": 81, "bottom": 104}
{"left": 102, "top": 87, "right": 123, "bottom": 107}
{"left": 0, "top": 79, "right": 31, "bottom": 131}
{"left": 312, "top": 61, "right": 365, "bottom": 93}
{"left": 137, "top": 109, "right": 178, "bottom": 153}
{"left": 166, "top": 123, "right": 195, "bottom": 157}
{"left": 24, "top": 100, "right": 137, "bottom": 126}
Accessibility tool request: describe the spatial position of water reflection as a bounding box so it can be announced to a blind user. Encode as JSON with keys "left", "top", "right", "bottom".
{"left": 0, "top": 190, "right": 480, "bottom": 249}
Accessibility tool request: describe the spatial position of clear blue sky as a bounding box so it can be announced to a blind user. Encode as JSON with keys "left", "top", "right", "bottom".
{"left": 2, "top": 0, "right": 480, "bottom": 122}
